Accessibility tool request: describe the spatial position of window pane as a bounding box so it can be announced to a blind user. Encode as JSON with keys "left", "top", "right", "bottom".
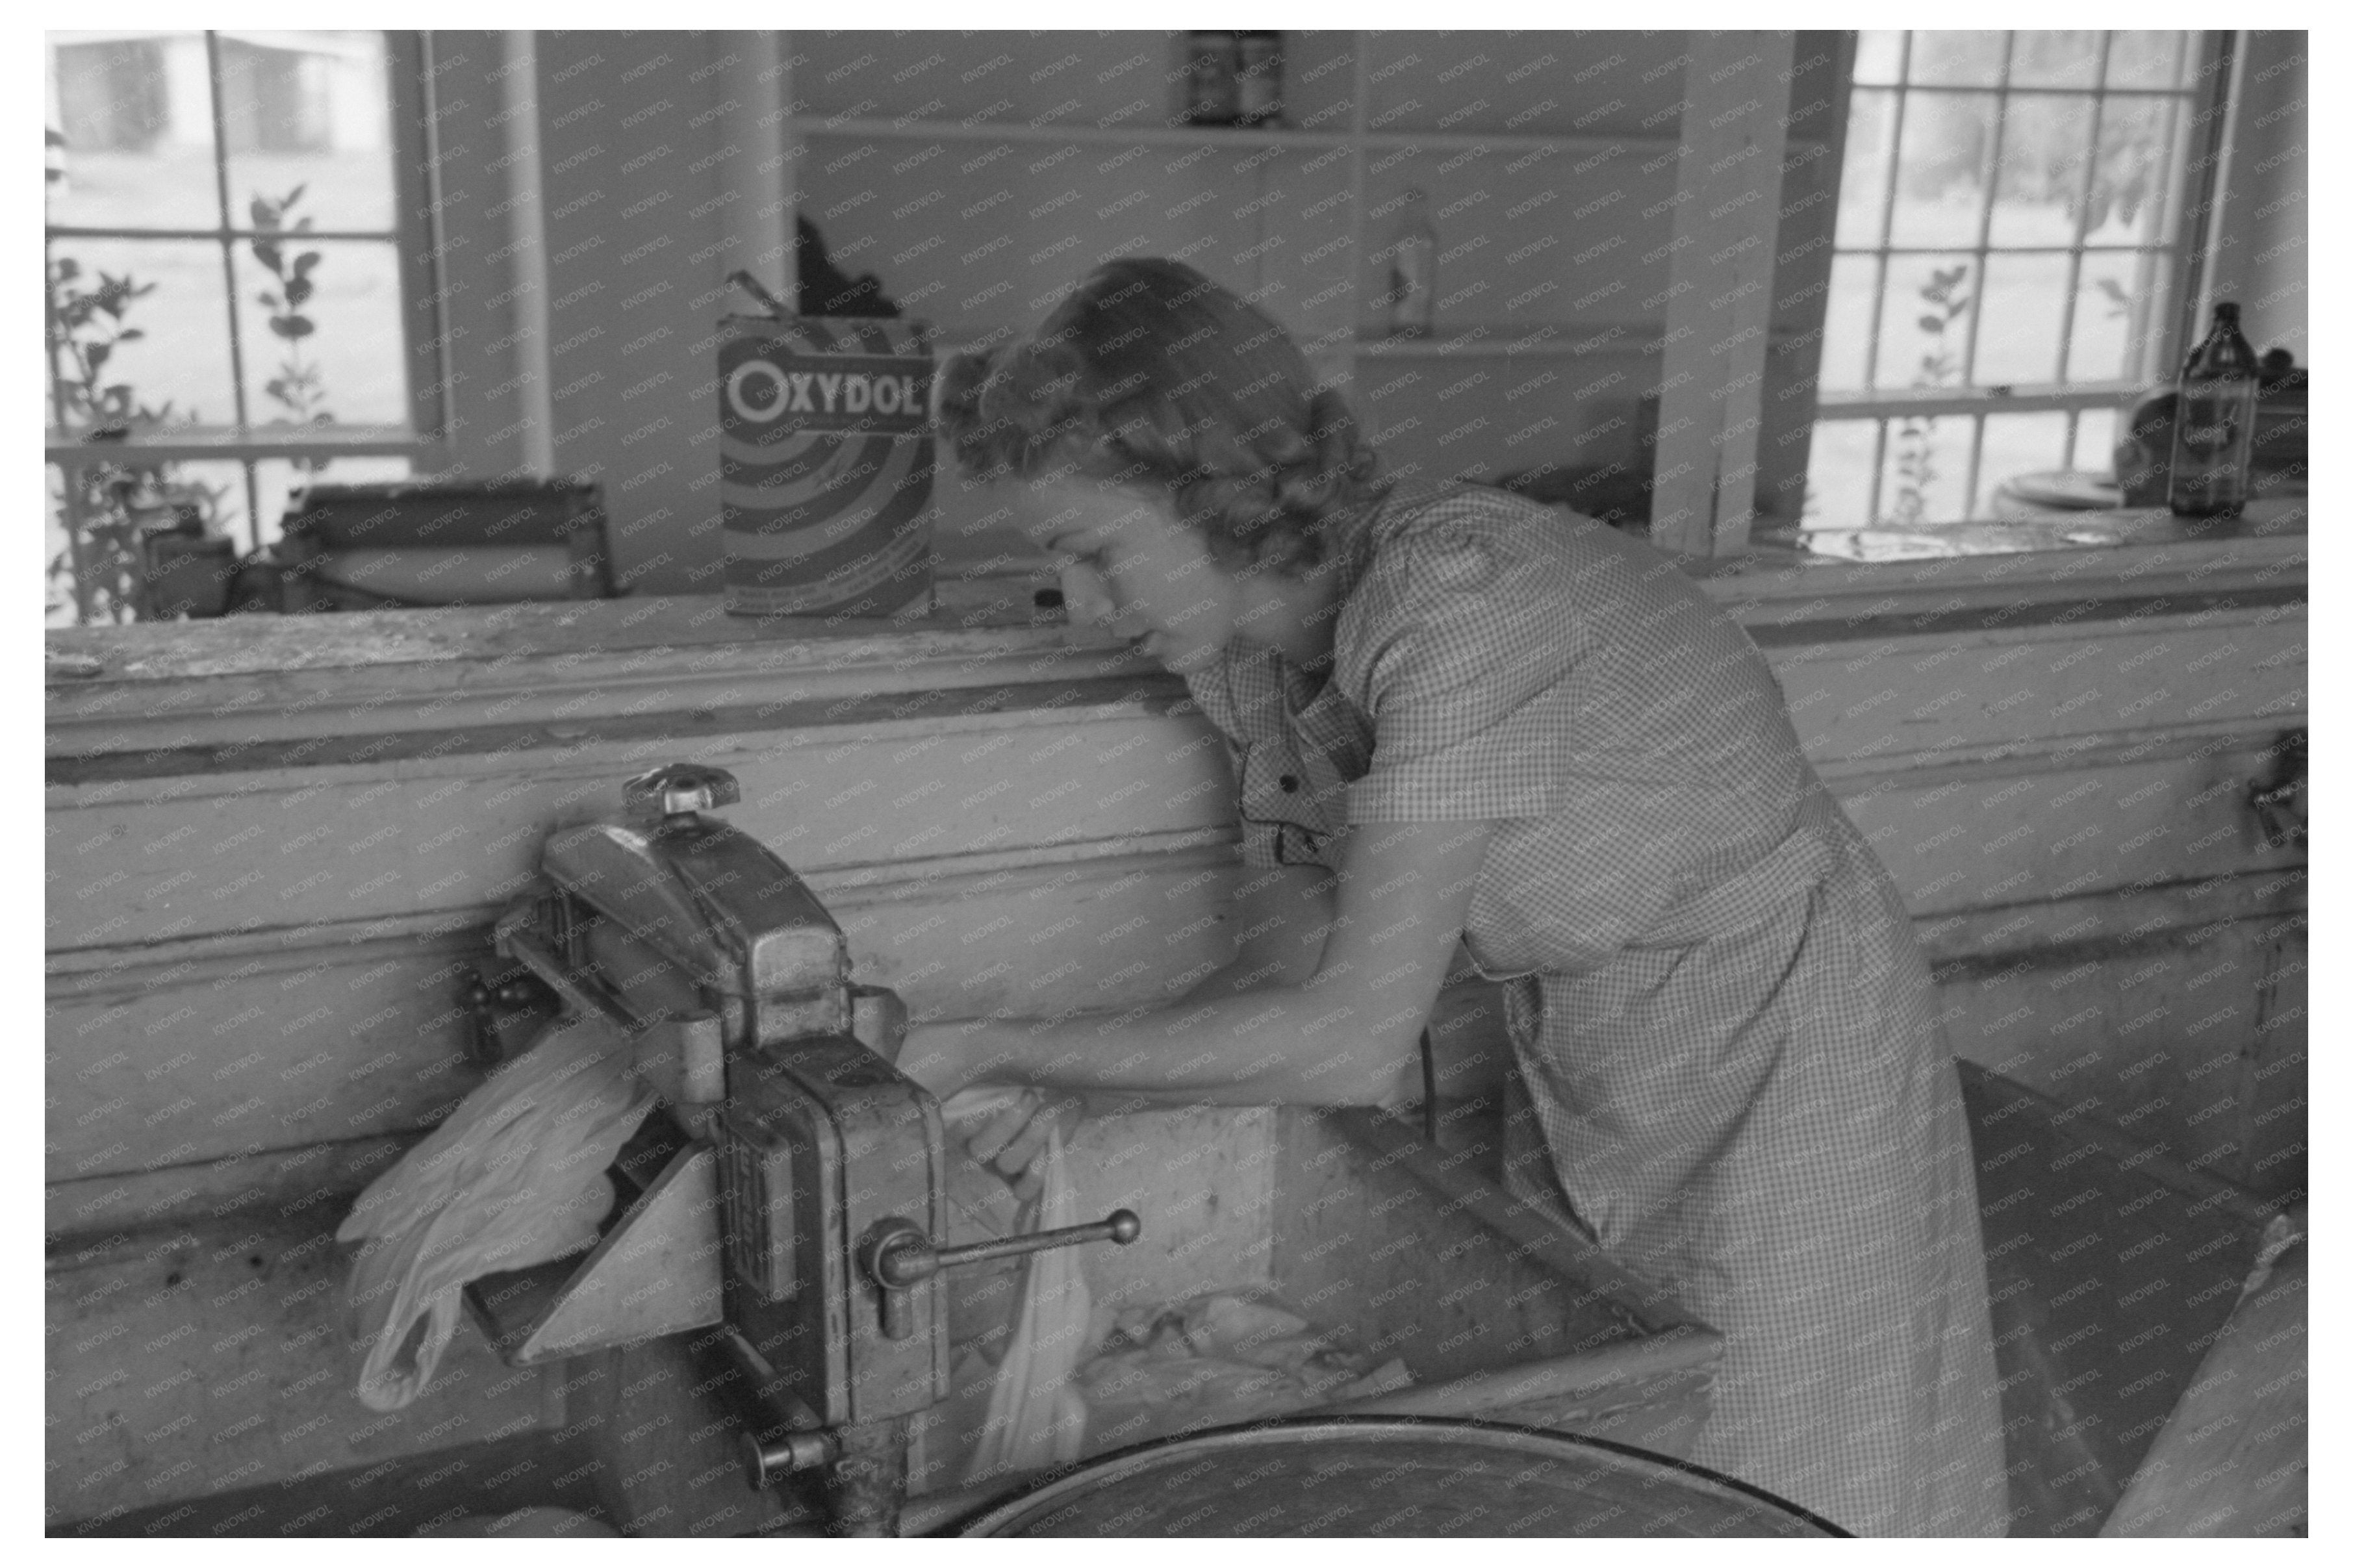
{"left": 2104, "top": 31, "right": 2187, "bottom": 90}
{"left": 220, "top": 31, "right": 396, "bottom": 233}
{"left": 2070, "top": 406, "right": 2120, "bottom": 474}
{"left": 1973, "top": 252, "right": 2070, "bottom": 386}
{"left": 1818, "top": 253, "right": 1879, "bottom": 391}
{"left": 1873, "top": 251, "right": 1976, "bottom": 390}
{"left": 1889, "top": 90, "right": 1996, "bottom": 248}
{"left": 1906, "top": 32, "right": 2008, "bottom": 88}
{"left": 2083, "top": 97, "right": 2181, "bottom": 247}
{"left": 1853, "top": 31, "right": 1907, "bottom": 86}
{"left": 1976, "top": 411, "right": 2073, "bottom": 511}
{"left": 2006, "top": 31, "right": 2102, "bottom": 90}
{"left": 1989, "top": 94, "right": 2094, "bottom": 247}
{"left": 230, "top": 238, "right": 412, "bottom": 428}
{"left": 2068, "top": 252, "right": 2171, "bottom": 383}
{"left": 1802, "top": 418, "right": 1881, "bottom": 530}
{"left": 1838, "top": 88, "right": 1898, "bottom": 242}
{"left": 45, "top": 237, "right": 235, "bottom": 431}
{"left": 45, "top": 31, "right": 222, "bottom": 230}
{"left": 1877, "top": 411, "right": 1970, "bottom": 524}
{"left": 45, "top": 464, "right": 82, "bottom": 626}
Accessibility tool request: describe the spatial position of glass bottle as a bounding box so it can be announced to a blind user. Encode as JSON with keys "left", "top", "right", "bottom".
{"left": 1385, "top": 186, "right": 1438, "bottom": 339}
{"left": 2167, "top": 301, "right": 2260, "bottom": 518}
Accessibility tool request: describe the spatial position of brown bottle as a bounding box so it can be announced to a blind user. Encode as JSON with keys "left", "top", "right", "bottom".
{"left": 2167, "top": 301, "right": 2259, "bottom": 518}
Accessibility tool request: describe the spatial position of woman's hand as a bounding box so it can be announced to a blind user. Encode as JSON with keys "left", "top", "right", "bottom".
{"left": 960, "top": 1088, "right": 1087, "bottom": 1206}
{"left": 893, "top": 1020, "right": 1082, "bottom": 1204}
{"left": 891, "top": 1018, "right": 984, "bottom": 1101}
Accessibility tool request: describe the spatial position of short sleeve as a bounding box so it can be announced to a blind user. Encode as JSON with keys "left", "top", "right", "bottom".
{"left": 1337, "top": 523, "right": 1579, "bottom": 822}
{"left": 1184, "top": 652, "right": 1347, "bottom": 872}
{"left": 1220, "top": 732, "right": 1347, "bottom": 871}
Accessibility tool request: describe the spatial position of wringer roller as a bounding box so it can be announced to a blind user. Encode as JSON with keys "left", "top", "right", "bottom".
{"left": 457, "top": 762, "right": 1139, "bottom": 1536}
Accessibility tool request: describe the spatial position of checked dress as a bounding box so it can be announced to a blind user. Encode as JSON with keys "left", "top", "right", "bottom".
{"left": 1181, "top": 478, "right": 2010, "bottom": 1536}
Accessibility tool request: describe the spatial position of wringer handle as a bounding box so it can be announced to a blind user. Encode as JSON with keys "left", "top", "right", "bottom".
{"left": 859, "top": 1210, "right": 1143, "bottom": 1341}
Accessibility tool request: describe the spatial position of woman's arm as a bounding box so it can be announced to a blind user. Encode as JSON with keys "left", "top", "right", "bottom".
{"left": 900, "top": 819, "right": 1494, "bottom": 1107}
{"left": 1184, "top": 862, "right": 1338, "bottom": 1000}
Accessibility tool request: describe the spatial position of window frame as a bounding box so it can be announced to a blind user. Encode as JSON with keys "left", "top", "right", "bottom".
{"left": 1805, "top": 29, "right": 2230, "bottom": 527}
{"left": 43, "top": 29, "right": 450, "bottom": 621}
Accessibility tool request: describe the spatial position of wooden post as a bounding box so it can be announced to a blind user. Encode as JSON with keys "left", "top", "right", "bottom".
{"left": 1650, "top": 31, "right": 1795, "bottom": 559}
{"left": 722, "top": 32, "right": 795, "bottom": 303}
{"left": 497, "top": 30, "right": 555, "bottom": 480}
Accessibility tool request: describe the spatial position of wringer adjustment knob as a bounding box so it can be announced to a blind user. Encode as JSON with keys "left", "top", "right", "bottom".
{"left": 623, "top": 761, "right": 741, "bottom": 821}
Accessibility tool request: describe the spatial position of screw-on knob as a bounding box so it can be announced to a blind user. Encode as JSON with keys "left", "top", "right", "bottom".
{"left": 622, "top": 763, "right": 741, "bottom": 820}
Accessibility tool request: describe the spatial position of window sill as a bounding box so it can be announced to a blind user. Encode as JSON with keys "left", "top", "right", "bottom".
{"left": 45, "top": 499, "right": 2305, "bottom": 768}
{"left": 1696, "top": 492, "right": 2306, "bottom": 631}
{"left": 44, "top": 425, "right": 439, "bottom": 463}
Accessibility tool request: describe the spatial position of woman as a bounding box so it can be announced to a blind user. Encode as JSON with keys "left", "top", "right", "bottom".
{"left": 902, "top": 258, "right": 2009, "bottom": 1536}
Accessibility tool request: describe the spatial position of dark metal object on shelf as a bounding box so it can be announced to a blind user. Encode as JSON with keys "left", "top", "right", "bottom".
{"left": 271, "top": 477, "right": 615, "bottom": 611}
{"left": 134, "top": 503, "right": 236, "bottom": 619}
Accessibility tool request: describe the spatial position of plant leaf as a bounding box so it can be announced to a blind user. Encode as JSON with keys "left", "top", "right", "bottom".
{"left": 1918, "top": 314, "right": 1944, "bottom": 333}
{"left": 284, "top": 277, "right": 312, "bottom": 309}
{"left": 292, "top": 251, "right": 321, "bottom": 277}
{"left": 117, "top": 327, "right": 143, "bottom": 341}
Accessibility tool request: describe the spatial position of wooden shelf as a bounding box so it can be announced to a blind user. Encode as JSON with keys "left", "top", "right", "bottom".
{"left": 1354, "top": 329, "right": 1667, "bottom": 360}
{"left": 1351, "top": 327, "right": 1815, "bottom": 362}
{"left": 45, "top": 424, "right": 436, "bottom": 465}
{"left": 791, "top": 113, "right": 1825, "bottom": 161}
{"left": 791, "top": 114, "right": 1351, "bottom": 151}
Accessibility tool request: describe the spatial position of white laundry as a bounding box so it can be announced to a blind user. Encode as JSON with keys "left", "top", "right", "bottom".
{"left": 337, "top": 1012, "right": 657, "bottom": 1411}
{"left": 942, "top": 1087, "right": 1093, "bottom": 1483}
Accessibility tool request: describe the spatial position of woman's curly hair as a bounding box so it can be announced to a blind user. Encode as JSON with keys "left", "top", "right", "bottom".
{"left": 935, "top": 259, "right": 1386, "bottom": 574}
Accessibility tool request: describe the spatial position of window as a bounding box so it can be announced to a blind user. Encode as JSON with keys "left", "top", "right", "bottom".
{"left": 1804, "top": 31, "right": 2216, "bottom": 537}
{"left": 43, "top": 30, "right": 443, "bottom": 624}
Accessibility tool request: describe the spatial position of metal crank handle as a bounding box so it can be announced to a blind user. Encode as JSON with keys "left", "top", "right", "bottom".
{"left": 867, "top": 1209, "right": 1142, "bottom": 1289}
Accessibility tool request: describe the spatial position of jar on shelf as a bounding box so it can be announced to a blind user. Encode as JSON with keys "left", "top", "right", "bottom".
{"left": 1235, "top": 32, "right": 1284, "bottom": 126}
{"left": 1183, "top": 32, "right": 1242, "bottom": 126}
